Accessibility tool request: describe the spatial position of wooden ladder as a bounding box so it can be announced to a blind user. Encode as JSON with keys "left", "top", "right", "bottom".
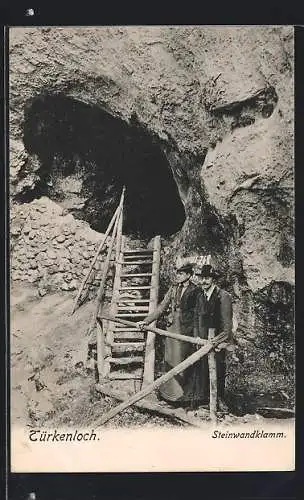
{"left": 101, "top": 235, "right": 161, "bottom": 386}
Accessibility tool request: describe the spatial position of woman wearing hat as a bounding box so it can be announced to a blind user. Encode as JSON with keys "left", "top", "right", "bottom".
{"left": 137, "top": 262, "right": 199, "bottom": 406}
{"left": 184, "top": 264, "right": 233, "bottom": 411}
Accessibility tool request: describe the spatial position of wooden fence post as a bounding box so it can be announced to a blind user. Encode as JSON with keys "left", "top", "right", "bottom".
{"left": 208, "top": 327, "right": 217, "bottom": 422}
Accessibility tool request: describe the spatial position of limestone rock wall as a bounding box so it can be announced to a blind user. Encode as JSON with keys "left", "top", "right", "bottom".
{"left": 9, "top": 25, "right": 294, "bottom": 295}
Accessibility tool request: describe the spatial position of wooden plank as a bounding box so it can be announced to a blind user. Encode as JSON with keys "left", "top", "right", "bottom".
{"left": 109, "top": 371, "right": 143, "bottom": 380}
{"left": 96, "top": 320, "right": 105, "bottom": 380}
{"left": 123, "top": 256, "right": 153, "bottom": 260}
{"left": 113, "top": 332, "right": 145, "bottom": 340}
{"left": 95, "top": 384, "right": 205, "bottom": 428}
{"left": 123, "top": 252, "right": 153, "bottom": 262}
{"left": 111, "top": 342, "right": 145, "bottom": 353}
{"left": 115, "top": 198, "right": 124, "bottom": 263}
{"left": 121, "top": 273, "right": 153, "bottom": 277}
{"left": 119, "top": 286, "right": 151, "bottom": 290}
{"left": 121, "top": 260, "right": 153, "bottom": 265}
{"left": 116, "top": 313, "right": 147, "bottom": 318}
{"left": 111, "top": 340, "right": 145, "bottom": 346}
{"left": 99, "top": 315, "right": 209, "bottom": 346}
{"left": 208, "top": 328, "right": 217, "bottom": 423}
{"left": 117, "top": 306, "right": 150, "bottom": 312}
{"left": 106, "top": 233, "right": 125, "bottom": 377}
{"left": 116, "top": 299, "right": 150, "bottom": 303}
{"left": 97, "top": 330, "right": 228, "bottom": 425}
{"left": 108, "top": 356, "right": 143, "bottom": 365}
{"left": 256, "top": 407, "right": 295, "bottom": 418}
{"left": 124, "top": 249, "right": 153, "bottom": 254}
{"left": 87, "top": 209, "right": 120, "bottom": 337}
{"left": 113, "top": 327, "right": 144, "bottom": 332}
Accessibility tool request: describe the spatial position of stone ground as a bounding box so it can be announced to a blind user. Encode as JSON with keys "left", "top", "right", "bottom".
{"left": 10, "top": 282, "right": 294, "bottom": 429}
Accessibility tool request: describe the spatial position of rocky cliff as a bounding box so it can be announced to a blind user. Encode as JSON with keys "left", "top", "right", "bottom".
{"left": 10, "top": 26, "right": 294, "bottom": 409}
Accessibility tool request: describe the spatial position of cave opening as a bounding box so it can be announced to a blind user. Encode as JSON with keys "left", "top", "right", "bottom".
{"left": 22, "top": 95, "right": 185, "bottom": 239}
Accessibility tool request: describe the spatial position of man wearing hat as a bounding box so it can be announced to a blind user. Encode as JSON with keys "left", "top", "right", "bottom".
{"left": 184, "top": 263, "right": 233, "bottom": 411}
{"left": 137, "top": 262, "right": 199, "bottom": 405}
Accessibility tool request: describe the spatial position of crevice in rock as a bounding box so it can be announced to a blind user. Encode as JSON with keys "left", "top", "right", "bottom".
{"left": 254, "top": 281, "right": 294, "bottom": 375}
{"left": 206, "top": 86, "right": 279, "bottom": 147}
{"left": 20, "top": 94, "right": 186, "bottom": 239}
{"left": 278, "top": 231, "right": 294, "bottom": 267}
{"left": 211, "top": 86, "right": 278, "bottom": 118}
{"left": 157, "top": 149, "right": 248, "bottom": 301}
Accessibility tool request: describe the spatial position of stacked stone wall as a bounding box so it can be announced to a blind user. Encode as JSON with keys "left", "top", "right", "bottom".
{"left": 10, "top": 196, "right": 111, "bottom": 298}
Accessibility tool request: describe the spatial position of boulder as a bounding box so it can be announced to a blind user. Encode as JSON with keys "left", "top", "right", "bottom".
{"left": 56, "top": 234, "right": 66, "bottom": 243}
{"left": 46, "top": 250, "right": 57, "bottom": 260}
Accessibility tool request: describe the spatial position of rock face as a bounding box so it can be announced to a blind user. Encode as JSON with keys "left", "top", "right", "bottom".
{"left": 9, "top": 26, "right": 294, "bottom": 406}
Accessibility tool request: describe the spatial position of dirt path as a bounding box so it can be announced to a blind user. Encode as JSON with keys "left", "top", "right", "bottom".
{"left": 11, "top": 282, "right": 294, "bottom": 429}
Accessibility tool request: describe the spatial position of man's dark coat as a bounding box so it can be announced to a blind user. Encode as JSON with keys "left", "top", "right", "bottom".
{"left": 183, "top": 285, "right": 233, "bottom": 405}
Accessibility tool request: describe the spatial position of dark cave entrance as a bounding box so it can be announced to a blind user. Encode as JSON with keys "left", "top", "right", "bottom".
{"left": 22, "top": 95, "right": 185, "bottom": 239}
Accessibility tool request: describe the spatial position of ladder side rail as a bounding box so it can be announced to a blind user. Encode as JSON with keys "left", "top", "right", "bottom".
{"left": 104, "top": 235, "right": 125, "bottom": 378}
{"left": 71, "top": 203, "right": 120, "bottom": 314}
{"left": 103, "top": 184, "right": 125, "bottom": 379}
{"left": 90, "top": 208, "right": 121, "bottom": 329}
{"left": 115, "top": 188, "right": 124, "bottom": 263}
{"left": 142, "top": 235, "right": 161, "bottom": 386}
{"left": 96, "top": 318, "right": 105, "bottom": 382}
{"left": 73, "top": 186, "right": 125, "bottom": 315}
{"left": 92, "top": 208, "right": 121, "bottom": 381}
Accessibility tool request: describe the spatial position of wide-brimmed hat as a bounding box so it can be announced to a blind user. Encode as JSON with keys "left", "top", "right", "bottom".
{"left": 199, "top": 264, "right": 218, "bottom": 278}
{"left": 175, "top": 262, "right": 193, "bottom": 274}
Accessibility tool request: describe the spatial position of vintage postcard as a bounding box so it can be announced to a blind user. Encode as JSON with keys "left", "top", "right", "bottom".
{"left": 9, "top": 25, "right": 295, "bottom": 472}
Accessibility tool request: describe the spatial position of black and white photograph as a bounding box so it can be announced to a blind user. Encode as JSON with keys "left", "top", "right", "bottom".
{"left": 9, "top": 25, "right": 295, "bottom": 471}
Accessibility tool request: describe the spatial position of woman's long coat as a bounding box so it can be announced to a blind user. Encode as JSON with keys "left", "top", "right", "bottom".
{"left": 144, "top": 282, "right": 199, "bottom": 403}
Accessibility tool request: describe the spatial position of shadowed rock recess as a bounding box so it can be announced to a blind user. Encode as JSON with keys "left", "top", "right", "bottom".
{"left": 10, "top": 26, "right": 294, "bottom": 411}
{"left": 21, "top": 95, "right": 185, "bottom": 238}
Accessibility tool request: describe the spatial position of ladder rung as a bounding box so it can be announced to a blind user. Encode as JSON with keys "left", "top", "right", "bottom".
{"left": 124, "top": 249, "right": 153, "bottom": 254}
{"left": 116, "top": 313, "right": 147, "bottom": 317}
{"left": 119, "top": 286, "right": 151, "bottom": 290}
{"left": 123, "top": 258, "right": 153, "bottom": 262}
{"left": 121, "top": 260, "right": 153, "bottom": 265}
{"left": 112, "top": 339, "right": 145, "bottom": 344}
{"left": 111, "top": 342, "right": 145, "bottom": 352}
{"left": 109, "top": 356, "right": 143, "bottom": 365}
{"left": 116, "top": 298, "right": 150, "bottom": 303}
{"left": 113, "top": 327, "right": 142, "bottom": 332}
{"left": 114, "top": 332, "right": 145, "bottom": 340}
{"left": 109, "top": 371, "right": 143, "bottom": 380}
{"left": 117, "top": 306, "right": 150, "bottom": 312}
{"left": 121, "top": 273, "right": 153, "bottom": 277}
